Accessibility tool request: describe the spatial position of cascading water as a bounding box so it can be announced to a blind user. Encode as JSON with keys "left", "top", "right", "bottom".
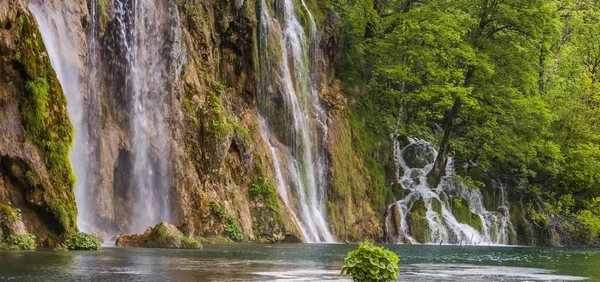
{"left": 386, "top": 137, "right": 515, "bottom": 245}
{"left": 33, "top": 0, "right": 182, "bottom": 234}
{"left": 112, "top": 0, "right": 182, "bottom": 233}
{"left": 28, "top": 2, "right": 92, "bottom": 230}
{"left": 257, "top": 0, "right": 333, "bottom": 242}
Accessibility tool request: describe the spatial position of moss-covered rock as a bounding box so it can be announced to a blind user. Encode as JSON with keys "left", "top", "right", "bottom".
{"left": 510, "top": 203, "right": 533, "bottom": 245}
{"left": 451, "top": 197, "right": 483, "bottom": 233}
{"left": 115, "top": 222, "right": 201, "bottom": 249}
{"left": 432, "top": 198, "right": 443, "bottom": 215}
{"left": 407, "top": 199, "right": 430, "bottom": 243}
{"left": 0, "top": 3, "right": 77, "bottom": 242}
{"left": 402, "top": 141, "right": 436, "bottom": 168}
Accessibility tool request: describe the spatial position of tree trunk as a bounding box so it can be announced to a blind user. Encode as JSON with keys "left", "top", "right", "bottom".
{"left": 426, "top": 67, "right": 475, "bottom": 187}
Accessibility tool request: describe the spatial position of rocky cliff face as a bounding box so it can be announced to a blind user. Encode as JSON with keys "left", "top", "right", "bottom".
{"left": 0, "top": 0, "right": 389, "bottom": 244}
{"left": 0, "top": 0, "right": 79, "bottom": 246}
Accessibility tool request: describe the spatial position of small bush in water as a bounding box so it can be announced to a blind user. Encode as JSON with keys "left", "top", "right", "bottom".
{"left": 342, "top": 241, "right": 400, "bottom": 281}
{"left": 63, "top": 232, "right": 102, "bottom": 251}
{"left": 1, "top": 234, "right": 36, "bottom": 250}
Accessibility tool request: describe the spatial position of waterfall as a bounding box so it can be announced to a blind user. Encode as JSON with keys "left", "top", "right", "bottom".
{"left": 112, "top": 0, "right": 182, "bottom": 233}
{"left": 257, "top": 0, "right": 333, "bottom": 242}
{"left": 28, "top": 3, "right": 92, "bottom": 230}
{"left": 386, "top": 137, "right": 514, "bottom": 245}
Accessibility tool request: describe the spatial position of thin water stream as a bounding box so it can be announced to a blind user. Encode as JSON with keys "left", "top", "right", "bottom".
{"left": 257, "top": 0, "right": 332, "bottom": 242}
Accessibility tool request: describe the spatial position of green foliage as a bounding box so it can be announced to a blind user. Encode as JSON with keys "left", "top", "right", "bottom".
{"left": 181, "top": 235, "right": 202, "bottom": 249}
{"left": 0, "top": 204, "right": 21, "bottom": 222}
{"left": 225, "top": 215, "right": 247, "bottom": 242}
{"left": 341, "top": 241, "right": 400, "bottom": 282}
{"left": 331, "top": 0, "right": 600, "bottom": 243}
{"left": 146, "top": 224, "right": 201, "bottom": 249}
{"left": 183, "top": 97, "right": 199, "bottom": 126}
{"left": 407, "top": 199, "right": 430, "bottom": 243}
{"left": 62, "top": 232, "right": 101, "bottom": 251}
{"left": 0, "top": 234, "right": 36, "bottom": 251}
{"left": 210, "top": 203, "right": 226, "bottom": 220}
{"left": 577, "top": 210, "right": 600, "bottom": 240}
{"left": 452, "top": 197, "right": 483, "bottom": 233}
{"left": 97, "top": 0, "right": 109, "bottom": 23}
{"left": 249, "top": 177, "right": 279, "bottom": 213}
{"left": 211, "top": 203, "right": 247, "bottom": 242}
{"left": 12, "top": 13, "right": 78, "bottom": 237}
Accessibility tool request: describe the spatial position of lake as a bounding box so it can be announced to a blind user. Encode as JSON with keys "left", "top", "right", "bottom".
{"left": 0, "top": 244, "right": 598, "bottom": 281}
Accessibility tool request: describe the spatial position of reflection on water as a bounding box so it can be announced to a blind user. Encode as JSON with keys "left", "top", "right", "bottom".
{"left": 0, "top": 244, "right": 598, "bottom": 281}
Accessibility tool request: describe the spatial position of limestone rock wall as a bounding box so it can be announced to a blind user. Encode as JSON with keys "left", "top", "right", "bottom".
{"left": 0, "top": 0, "right": 81, "bottom": 245}
{"left": 0, "top": 0, "right": 389, "bottom": 244}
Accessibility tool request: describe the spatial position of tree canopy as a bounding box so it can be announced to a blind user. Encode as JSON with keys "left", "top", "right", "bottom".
{"left": 329, "top": 0, "right": 600, "bottom": 241}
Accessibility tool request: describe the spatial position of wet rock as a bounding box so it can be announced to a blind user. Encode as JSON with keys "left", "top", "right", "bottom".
{"left": 115, "top": 222, "right": 201, "bottom": 249}
{"left": 451, "top": 197, "right": 483, "bottom": 233}
{"left": 402, "top": 141, "right": 436, "bottom": 169}
{"left": 407, "top": 199, "right": 430, "bottom": 243}
{"left": 282, "top": 233, "right": 302, "bottom": 243}
{"left": 432, "top": 198, "right": 443, "bottom": 215}
{"left": 391, "top": 204, "right": 402, "bottom": 234}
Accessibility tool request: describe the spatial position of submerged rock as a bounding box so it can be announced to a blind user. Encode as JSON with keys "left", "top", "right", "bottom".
{"left": 115, "top": 222, "right": 201, "bottom": 249}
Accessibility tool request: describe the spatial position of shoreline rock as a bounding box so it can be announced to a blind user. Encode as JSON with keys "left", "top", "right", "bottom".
{"left": 115, "top": 222, "right": 201, "bottom": 249}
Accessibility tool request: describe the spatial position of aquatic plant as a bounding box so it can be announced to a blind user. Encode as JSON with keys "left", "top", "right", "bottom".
{"left": 62, "top": 232, "right": 102, "bottom": 251}
{"left": 0, "top": 234, "right": 36, "bottom": 250}
{"left": 341, "top": 241, "right": 400, "bottom": 282}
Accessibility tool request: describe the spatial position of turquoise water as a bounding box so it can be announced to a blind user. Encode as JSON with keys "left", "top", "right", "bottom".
{"left": 0, "top": 244, "right": 598, "bottom": 281}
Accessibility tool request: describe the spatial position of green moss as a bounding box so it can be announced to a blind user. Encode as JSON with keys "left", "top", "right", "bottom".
{"left": 0, "top": 234, "right": 36, "bottom": 250}
{"left": 183, "top": 97, "right": 199, "bottom": 126}
{"left": 451, "top": 197, "right": 483, "bottom": 233}
{"left": 0, "top": 204, "right": 20, "bottom": 222}
{"left": 211, "top": 203, "right": 247, "bottom": 242}
{"left": 210, "top": 203, "right": 226, "bottom": 221}
{"left": 407, "top": 199, "right": 430, "bottom": 243}
{"left": 225, "top": 215, "right": 247, "bottom": 242}
{"left": 327, "top": 108, "right": 393, "bottom": 240}
{"left": 146, "top": 224, "right": 201, "bottom": 249}
{"left": 11, "top": 12, "right": 77, "bottom": 237}
{"left": 249, "top": 177, "right": 279, "bottom": 213}
{"left": 509, "top": 204, "right": 529, "bottom": 245}
{"left": 432, "top": 198, "right": 442, "bottom": 215}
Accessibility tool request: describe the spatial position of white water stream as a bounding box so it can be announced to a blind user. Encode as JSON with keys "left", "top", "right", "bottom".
{"left": 29, "top": 2, "right": 92, "bottom": 231}
{"left": 387, "top": 137, "right": 514, "bottom": 245}
{"left": 257, "top": 0, "right": 333, "bottom": 242}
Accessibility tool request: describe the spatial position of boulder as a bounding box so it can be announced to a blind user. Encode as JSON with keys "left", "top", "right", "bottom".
{"left": 402, "top": 141, "right": 436, "bottom": 168}
{"left": 115, "top": 222, "right": 201, "bottom": 249}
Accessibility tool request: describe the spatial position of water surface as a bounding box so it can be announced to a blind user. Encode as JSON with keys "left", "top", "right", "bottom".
{"left": 0, "top": 244, "right": 598, "bottom": 281}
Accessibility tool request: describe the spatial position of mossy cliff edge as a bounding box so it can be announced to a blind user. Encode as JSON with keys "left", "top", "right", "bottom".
{"left": 0, "top": 0, "right": 77, "bottom": 246}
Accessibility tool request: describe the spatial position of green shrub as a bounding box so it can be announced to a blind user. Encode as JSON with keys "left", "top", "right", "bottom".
{"left": 341, "top": 241, "right": 400, "bottom": 282}
{"left": 210, "top": 203, "right": 227, "bottom": 220}
{"left": 1, "top": 234, "right": 36, "bottom": 250}
{"left": 225, "top": 215, "right": 247, "bottom": 242}
{"left": 64, "top": 232, "right": 101, "bottom": 251}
